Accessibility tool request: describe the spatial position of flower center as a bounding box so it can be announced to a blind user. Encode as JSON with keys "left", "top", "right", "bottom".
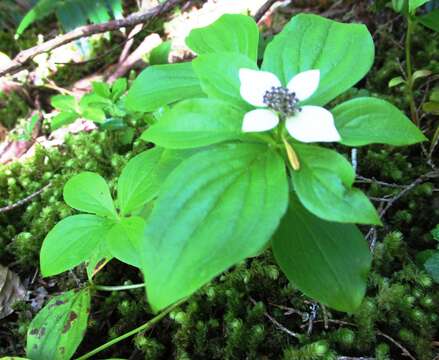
{"left": 263, "top": 86, "right": 300, "bottom": 116}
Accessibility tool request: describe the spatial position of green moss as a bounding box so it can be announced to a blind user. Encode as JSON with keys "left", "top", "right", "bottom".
{"left": 1, "top": 4, "right": 439, "bottom": 360}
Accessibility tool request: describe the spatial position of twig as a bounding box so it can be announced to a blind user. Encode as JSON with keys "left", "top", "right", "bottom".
{"left": 306, "top": 302, "right": 319, "bottom": 335}
{"left": 0, "top": 0, "right": 184, "bottom": 77}
{"left": 250, "top": 297, "right": 300, "bottom": 339}
{"left": 0, "top": 183, "right": 51, "bottom": 213}
{"left": 269, "top": 302, "right": 306, "bottom": 317}
{"left": 377, "top": 331, "right": 417, "bottom": 360}
{"left": 379, "top": 171, "right": 438, "bottom": 217}
{"left": 311, "top": 319, "right": 417, "bottom": 360}
{"left": 366, "top": 227, "right": 378, "bottom": 252}
{"left": 254, "top": 0, "right": 279, "bottom": 23}
{"left": 321, "top": 304, "right": 329, "bottom": 330}
{"left": 351, "top": 148, "right": 358, "bottom": 173}
{"left": 118, "top": 24, "right": 144, "bottom": 64}
{"left": 356, "top": 175, "right": 408, "bottom": 189}
{"left": 107, "top": 34, "right": 161, "bottom": 82}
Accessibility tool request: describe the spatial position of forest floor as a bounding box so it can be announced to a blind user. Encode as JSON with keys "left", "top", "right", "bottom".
{"left": 0, "top": 1, "right": 439, "bottom": 359}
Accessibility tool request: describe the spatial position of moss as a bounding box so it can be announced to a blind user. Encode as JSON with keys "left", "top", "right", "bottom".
{"left": 0, "top": 92, "right": 29, "bottom": 130}
{"left": 1, "top": 112, "right": 438, "bottom": 360}
{"left": 1, "top": 3, "right": 439, "bottom": 360}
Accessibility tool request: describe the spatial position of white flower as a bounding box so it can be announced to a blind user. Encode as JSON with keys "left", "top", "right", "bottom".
{"left": 239, "top": 68, "right": 341, "bottom": 143}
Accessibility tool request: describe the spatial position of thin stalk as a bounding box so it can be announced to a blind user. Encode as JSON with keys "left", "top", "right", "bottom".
{"left": 75, "top": 298, "right": 187, "bottom": 360}
{"left": 405, "top": 17, "right": 419, "bottom": 125}
{"left": 94, "top": 283, "right": 145, "bottom": 291}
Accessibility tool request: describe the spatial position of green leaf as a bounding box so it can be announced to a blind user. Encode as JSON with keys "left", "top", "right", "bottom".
{"left": 418, "top": 9, "right": 439, "bottom": 31}
{"left": 425, "top": 252, "right": 439, "bottom": 283}
{"left": 117, "top": 147, "right": 191, "bottom": 216}
{"left": 192, "top": 53, "right": 257, "bottom": 110}
{"left": 332, "top": 97, "right": 427, "bottom": 146}
{"left": 80, "top": 93, "right": 112, "bottom": 108}
{"left": 16, "top": 0, "right": 122, "bottom": 36}
{"left": 423, "top": 101, "right": 439, "bottom": 114}
{"left": 141, "top": 143, "right": 288, "bottom": 311}
{"left": 16, "top": 0, "right": 62, "bottom": 36}
{"left": 51, "top": 112, "right": 80, "bottom": 131}
{"left": 432, "top": 224, "right": 439, "bottom": 241}
{"left": 51, "top": 95, "right": 77, "bottom": 112}
{"left": 40, "top": 215, "right": 112, "bottom": 276}
{"left": 292, "top": 144, "right": 381, "bottom": 225}
{"left": 262, "top": 14, "right": 374, "bottom": 106}
{"left": 272, "top": 197, "right": 371, "bottom": 313}
{"left": 141, "top": 98, "right": 245, "bottom": 149}
{"left": 412, "top": 69, "right": 432, "bottom": 83}
{"left": 63, "top": 172, "right": 117, "bottom": 218}
{"left": 126, "top": 63, "right": 204, "bottom": 113}
{"left": 26, "top": 288, "right": 90, "bottom": 360}
{"left": 410, "top": 0, "right": 431, "bottom": 13}
{"left": 107, "top": 0, "right": 123, "bottom": 19}
{"left": 83, "top": 0, "right": 111, "bottom": 24}
{"left": 81, "top": 107, "right": 107, "bottom": 123}
{"left": 92, "top": 81, "right": 111, "bottom": 98}
{"left": 430, "top": 88, "right": 439, "bottom": 102}
{"left": 392, "top": 0, "right": 408, "bottom": 12}
{"left": 107, "top": 217, "right": 144, "bottom": 267}
{"left": 388, "top": 76, "right": 405, "bottom": 88}
{"left": 186, "top": 14, "right": 259, "bottom": 61}
{"left": 111, "top": 78, "right": 128, "bottom": 100}
{"left": 149, "top": 41, "right": 171, "bottom": 65}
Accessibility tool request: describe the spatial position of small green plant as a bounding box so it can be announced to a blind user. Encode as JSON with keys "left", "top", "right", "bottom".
{"left": 389, "top": 0, "right": 438, "bottom": 124}
{"left": 392, "top": 0, "right": 439, "bottom": 32}
{"left": 16, "top": 0, "right": 123, "bottom": 36}
{"left": 9, "top": 114, "right": 39, "bottom": 141}
{"left": 50, "top": 78, "right": 134, "bottom": 133}
{"left": 14, "top": 13, "right": 427, "bottom": 359}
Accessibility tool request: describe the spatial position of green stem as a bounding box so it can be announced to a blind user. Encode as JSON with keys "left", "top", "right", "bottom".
{"left": 405, "top": 16, "right": 419, "bottom": 125}
{"left": 75, "top": 298, "right": 187, "bottom": 360}
{"left": 94, "top": 283, "right": 145, "bottom": 291}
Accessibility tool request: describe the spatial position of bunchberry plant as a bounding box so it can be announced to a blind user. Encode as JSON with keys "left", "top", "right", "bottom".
{"left": 30, "top": 13, "right": 426, "bottom": 359}
{"left": 50, "top": 78, "right": 132, "bottom": 131}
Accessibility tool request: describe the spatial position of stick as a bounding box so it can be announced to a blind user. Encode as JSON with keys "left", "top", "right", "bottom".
{"left": 0, "top": 183, "right": 51, "bottom": 213}
{"left": 254, "top": 0, "right": 279, "bottom": 23}
{"left": 0, "top": 0, "right": 185, "bottom": 78}
{"left": 250, "top": 297, "right": 300, "bottom": 339}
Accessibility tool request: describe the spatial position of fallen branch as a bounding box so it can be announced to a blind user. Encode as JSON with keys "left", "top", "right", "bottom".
{"left": 254, "top": 0, "right": 280, "bottom": 23}
{"left": 250, "top": 297, "right": 300, "bottom": 339}
{"left": 379, "top": 171, "right": 438, "bottom": 217}
{"left": 0, "top": 0, "right": 185, "bottom": 78}
{"left": 311, "top": 319, "right": 417, "bottom": 360}
{"left": 0, "top": 183, "right": 51, "bottom": 213}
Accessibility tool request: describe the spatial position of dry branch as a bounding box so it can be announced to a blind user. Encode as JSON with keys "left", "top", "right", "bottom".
{"left": 0, "top": 0, "right": 185, "bottom": 78}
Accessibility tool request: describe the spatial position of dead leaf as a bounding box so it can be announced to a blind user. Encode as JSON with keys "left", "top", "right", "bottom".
{"left": 0, "top": 264, "right": 26, "bottom": 319}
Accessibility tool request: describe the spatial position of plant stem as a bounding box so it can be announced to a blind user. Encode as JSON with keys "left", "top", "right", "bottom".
{"left": 405, "top": 16, "right": 419, "bottom": 125}
{"left": 94, "top": 283, "right": 145, "bottom": 291}
{"left": 75, "top": 298, "right": 187, "bottom": 360}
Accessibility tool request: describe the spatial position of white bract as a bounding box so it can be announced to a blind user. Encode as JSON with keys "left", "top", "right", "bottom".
{"left": 239, "top": 68, "right": 341, "bottom": 143}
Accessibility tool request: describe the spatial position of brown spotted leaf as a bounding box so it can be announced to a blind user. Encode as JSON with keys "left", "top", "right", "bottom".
{"left": 26, "top": 288, "right": 90, "bottom": 360}
{"left": 0, "top": 264, "right": 26, "bottom": 320}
